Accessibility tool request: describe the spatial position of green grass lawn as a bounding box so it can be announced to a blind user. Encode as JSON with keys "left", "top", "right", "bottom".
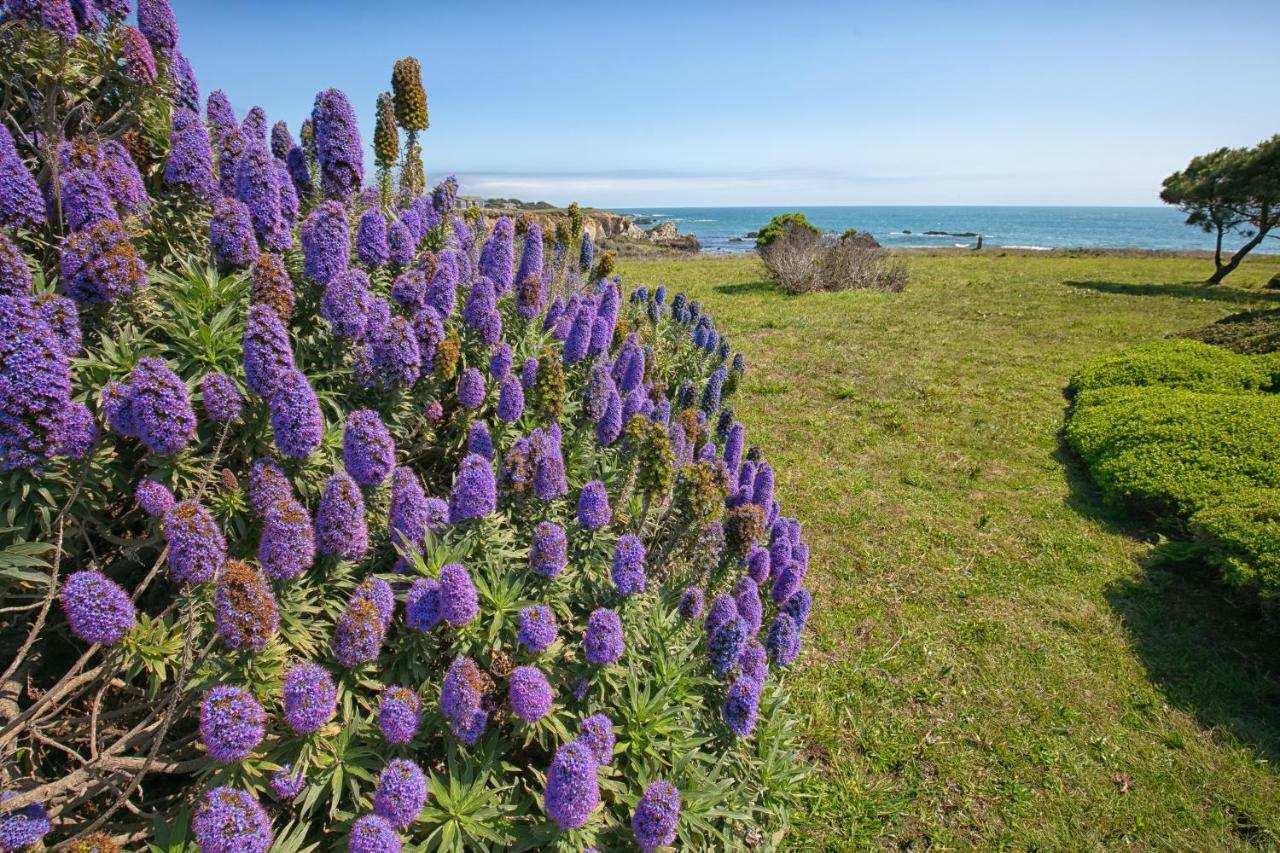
{"left": 618, "top": 252, "right": 1280, "bottom": 849}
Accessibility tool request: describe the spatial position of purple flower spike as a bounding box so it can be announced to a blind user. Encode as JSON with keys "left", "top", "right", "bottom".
{"left": 478, "top": 216, "right": 514, "bottom": 294}
{"left": 210, "top": 197, "right": 259, "bottom": 267}
{"left": 192, "top": 787, "right": 271, "bottom": 853}
{"left": 0, "top": 125, "right": 45, "bottom": 229}
{"left": 389, "top": 467, "right": 430, "bottom": 554}
{"left": 60, "top": 169, "right": 117, "bottom": 232}
{"left": 248, "top": 457, "right": 291, "bottom": 516}
{"left": 517, "top": 605, "right": 557, "bottom": 653}
{"left": 497, "top": 374, "right": 524, "bottom": 422}
{"left": 584, "top": 608, "right": 623, "bottom": 665}
{"left": 405, "top": 578, "right": 441, "bottom": 631}
{"left": 60, "top": 570, "right": 136, "bottom": 646}
{"left": 301, "top": 200, "right": 351, "bottom": 285}
{"left": 357, "top": 210, "right": 390, "bottom": 268}
{"left": 678, "top": 587, "right": 704, "bottom": 621}
{"left": 721, "top": 676, "right": 762, "bottom": 738}
{"left": 438, "top": 563, "right": 479, "bottom": 626}
{"left": 611, "top": 535, "right": 646, "bottom": 596}
{"left": 199, "top": 685, "right": 265, "bottom": 763}
{"left": 282, "top": 661, "right": 337, "bottom": 734}
{"left": 134, "top": 478, "right": 174, "bottom": 517}
{"left": 214, "top": 560, "right": 280, "bottom": 652}
{"left": 373, "top": 759, "right": 427, "bottom": 830}
{"left": 448, "top": 453, "right": 496, "bottom": 524}
{"left": 440, "top": 656, "right": 489, "bottom": 744}
{"left": 508, "top": 666, "right": 553, "bottom": 723}
{"left": 462, "top": 276, "right": 501, "bottom": 346}
{"left": 136, "top": 0, "right": 178, "bottom": 56}
{"left": 202, "top": 371, "right": 243, "bottom": 424}
{"left": 457, "top": 367, "right": 485, "bottom": 409}
{"left": 633, "top": 780, "right": 681, "bottom": 852}
{"left": 315, "top": 473, "right": 369, "bottom": 562}
{"left": 162, "top": 499, "right": 225, "bottom": 584}
{"left": 379, "top": 686, "right": 421, "bottom": 745}
{"left": 529, "top": 521, "right": 568, "bottom": 577}
{"left": 269, "top": 369, "right": 324, "bottom": 460}
{"left": 348, "top": 814, "right": 401, "bottom": 853}
{"left": 259, "top": 499, "right": 315, "bottom": 581}
{"left": 343, "top": 409, "right": 395, "bottom": 487}
{"left": 311, "top": 89, "right": 364, "bottom": 201}
{"left": 543, "top": 740, "right": 599, "bottom": 830}
{"left": 576, "top": 480, "right": 611, "bottom": 531}
{"left": 578, "top": 713, "right": 615, "bottom": 765}
{"left": 388, "top": 220, "right": 414, "bottom": 266}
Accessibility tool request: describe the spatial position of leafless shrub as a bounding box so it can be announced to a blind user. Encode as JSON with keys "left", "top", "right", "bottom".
{"left": 759, "top": 224, "right": 823, "bottom": 293}
{"left": 760, "top": 224, "right": 909, "bottom": 294}
{"left": 820, "top": 236, "right": 909, "bottom": 292}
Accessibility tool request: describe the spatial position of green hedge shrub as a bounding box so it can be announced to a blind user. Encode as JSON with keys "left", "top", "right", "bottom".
{"left": 1065, "top": 386, "right": 1280, "bottom": 515}
{"left": 1065, "top": 340, "right": 1280, "bottom": 598}
{"left": 1067, "top": 338, "right": 1279, "bottom": 396}
{"left": 1190, "top": 489, "right": 1280, "bottom": 593}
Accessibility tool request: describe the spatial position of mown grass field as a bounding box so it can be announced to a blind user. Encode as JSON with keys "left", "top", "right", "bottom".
{"left": 618, "top": 251, "right": 1280, "bottom": 849}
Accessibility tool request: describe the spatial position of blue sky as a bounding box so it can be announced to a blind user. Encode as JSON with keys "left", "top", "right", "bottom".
{"left": 173, "top": 0, "right": 1280, "bottom": 207}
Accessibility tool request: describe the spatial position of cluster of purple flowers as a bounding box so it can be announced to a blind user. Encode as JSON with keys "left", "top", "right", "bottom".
{"left": 162, "top": 499, "right": 226, "bottom": 583}
{"left": 315, "top": 473, "right": 369, "bottom": 561}
{"left": 440, "top": 656, "right": 488, "bottom": 744}
{"left": 448, "top": 453, "right": 495, "bottom": 523}
{"left": 332, "top": 576, "right": 392, "bottom": 666}
{"left": 349, "top": 814, "right": 400, "bottom": 853}
{"left": 578, "top": 714, "right": 615, "bottom": 765}
{"left": 632, "top": 780, "right": 682, "bottom": 852}
{"left": 584, "top": 608, "right": 624, "bottom": 666}
{"left": 0, "top": 295, "right": 75, "bottom": 470}
{"left": 378, "top": 686, "right": 421, "bottom": 745}
{"left": 259, "top": 499, "right": 315, "bottom": 580}
{"left": 311, "top": 89, "right": 364, "bottom": 200}
{"left": 201, "top": 371, "right": 243, "bottom": 424}
{"left": 192, "top": 787, "right": 272, "bottom": 853}
{"left": 59, "top": 219, "right": 147, "bottom": 305}
{"left": 282, "top": 661, "right": 337, "bottom": 734}
{"left": 60, "top": 570, "right": 136, "bottom": 645}
{"left": 437, "top": 563, "right": 478, "bottom": 626}
{"left": 0, "top": 125, "right": 44, "bottom": 230}
{"left": 517, "top": 604, "right": 557, "bottom": 653}
{"left": 214, "top": 560, "right": 280, "bottom": 652}
{"left": 529, "top": 521, "right": 568, "bottom": 577}
{"left": 0, "top": 792, "right": 50, "bottom": 851}
{"left": 611, "top": 535, "right": 647, "bottom": 596}
{"left": 199, "top": 685, "right": 266, "bottom": 763}
{"left": 543, "top": 739, "right": 599, "bottom": 830}
{"left": 104, "top": 356, "right": 196, "bottom": 455}
{"left": 373, "top": 759, "right": 427, "bottom": 829}
{"left": 343, "top": 409, "right": 395, "bottom": 486}
{"left": 508, "top": 666, "right": 552, "bottom": 723}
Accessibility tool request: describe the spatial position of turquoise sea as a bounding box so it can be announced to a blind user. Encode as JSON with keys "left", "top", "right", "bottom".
{"left": 606, "top": 206, "right": 1277, "bottom": 255}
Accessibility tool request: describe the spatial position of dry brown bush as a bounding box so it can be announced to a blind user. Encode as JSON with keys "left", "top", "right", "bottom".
{"left": 760, "top": 224, "right": 908, "bottom": 294}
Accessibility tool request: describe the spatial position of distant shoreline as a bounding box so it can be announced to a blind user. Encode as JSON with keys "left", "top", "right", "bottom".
{"left": 682, "top": 246, "right": 1270, "bottom": 261}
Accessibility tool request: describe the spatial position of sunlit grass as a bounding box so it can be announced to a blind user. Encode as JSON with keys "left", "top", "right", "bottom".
{"left": 619, "top": 251, "right": 1280, "bottom": 848}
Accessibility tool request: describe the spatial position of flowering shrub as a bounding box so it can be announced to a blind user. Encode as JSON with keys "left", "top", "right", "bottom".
{"left": 0, "top": 2, "right": 811, "bottom": 849}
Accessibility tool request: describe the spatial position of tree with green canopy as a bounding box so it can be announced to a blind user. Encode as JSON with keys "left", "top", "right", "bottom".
{"left": 1161, "top": 135, "right": 1280, "bottom": 284}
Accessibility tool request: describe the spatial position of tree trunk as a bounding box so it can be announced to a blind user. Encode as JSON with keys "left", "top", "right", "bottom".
{"left": 1206, "top": 224, "right": 1272, "bottom": 285}
{"left": 1213, "top": 225, "right": 1224, "bottom": 270}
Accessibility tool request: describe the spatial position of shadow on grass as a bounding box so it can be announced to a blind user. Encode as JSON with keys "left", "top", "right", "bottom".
{"left": 1056, "top": 436, "right": 1280, "bottom": 765}
{"left": 1065, "top": 280, "right": 1280, "bottom": 305}
{"left": 712, "top": 280, "right": 778, "bottom": 297}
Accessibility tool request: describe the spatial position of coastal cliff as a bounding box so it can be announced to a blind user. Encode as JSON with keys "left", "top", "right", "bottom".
{"left": 458, "top": 197, "right": 700, "bottom": 254}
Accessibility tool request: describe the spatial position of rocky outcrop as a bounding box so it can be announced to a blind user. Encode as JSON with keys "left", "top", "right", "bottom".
{"left": 645, "top": 220, "right": 700, "bottom": 251}
{"left": 468, "top": 204, "right": 698, "bottom": 252}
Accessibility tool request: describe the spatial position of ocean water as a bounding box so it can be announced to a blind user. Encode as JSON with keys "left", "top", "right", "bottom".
{"left": 606, "top": 206, "right": 1276, "bottom": 255}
